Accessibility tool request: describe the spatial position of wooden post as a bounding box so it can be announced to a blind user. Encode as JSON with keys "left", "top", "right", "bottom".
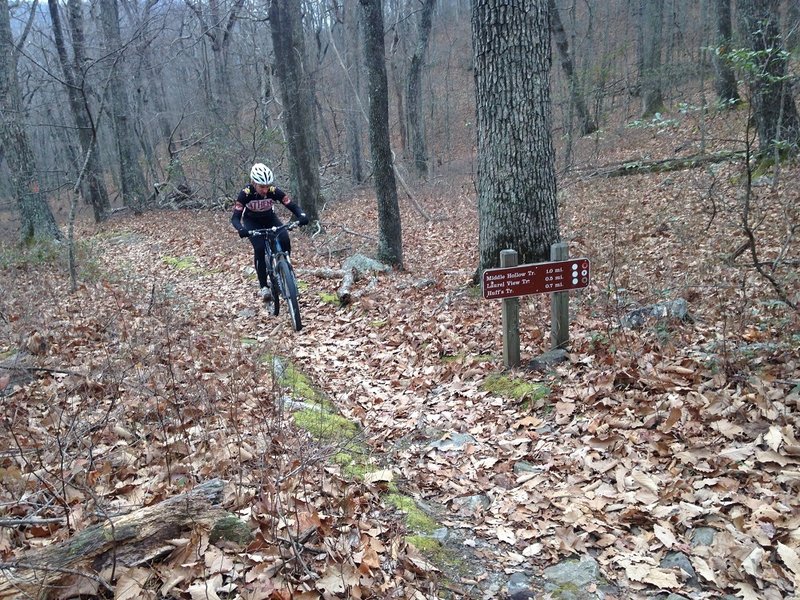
{"left": 500, "top": 249, "right": 521, "bottom": 368}
{"left": 550, "top": 242, "right": 569, "bottom": 349}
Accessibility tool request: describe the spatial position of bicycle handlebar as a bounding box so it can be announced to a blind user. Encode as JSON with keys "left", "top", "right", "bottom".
{"left": 246, "top": 221, "right": 300, "bottom": 237}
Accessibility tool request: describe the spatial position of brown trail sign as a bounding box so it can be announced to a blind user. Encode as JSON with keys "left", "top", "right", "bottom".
{"left": 482, "top": 258, "right": 590, "bottom": 300}
{"left": 483, "top": 247, "right": 591, "bottom": 368}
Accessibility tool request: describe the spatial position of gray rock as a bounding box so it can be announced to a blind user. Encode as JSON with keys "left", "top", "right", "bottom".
{"left": 543, "top": 555, "right": 607, "bottom": 599}
{"left": 690, "top": 527, "right": 716, "bottom": 547}
{"left": 620, "top": 298, "right": 689, "bottom": 328}
{"left": 451, "top": 494, "right": 491, "bottom": 513}
{"left": 660, "top": 552, "right": 697, "bottom": 586}
{"left": 427, "top": 432, "right": 477, "bottom": 451}
{"left": 527, "top": 349, "right": 569, "bottom": 371}
{"left": 507, "top": 571, "right": 534, "bottom": 599}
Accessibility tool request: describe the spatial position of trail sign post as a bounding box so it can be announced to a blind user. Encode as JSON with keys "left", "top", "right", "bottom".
{"left": 482, "top": 245, "right": 591, "bottom": 367}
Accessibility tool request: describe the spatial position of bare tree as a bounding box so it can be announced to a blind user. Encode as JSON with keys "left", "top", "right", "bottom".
{"left": 738, "top": 0, "right": 800, "bottom": 153}
{"left": 268, "top": 0, "right": 322, "bottom": 223}
{"left": 99, "top": 0, "right": 148, "bottom": 211}
{"left": 0, "top": 0, "right": 60, "bottom": 242}
{"left": 47, "top": 0, "right": 110, "bottom": 221}
{"left": 549, "top": 0, "right": 597, "bottom": 136}
{"left": 640, "top": 0, "right": 665, "bottom": 117}
{"left": 360, "top": 0, "right": 403, "bottom": 267}
{"left": 712, "top": 0, "right": 740, "bottom": 107}
{"left": 406, "top": 0, "right": 435, "bottom": 177}
{"left": 473, "top": 0, "right": 559, "bottom": 271}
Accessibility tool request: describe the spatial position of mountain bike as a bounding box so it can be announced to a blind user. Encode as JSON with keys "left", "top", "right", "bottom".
{"left": 247, "top": 222, "right": 303, "bottom": 331}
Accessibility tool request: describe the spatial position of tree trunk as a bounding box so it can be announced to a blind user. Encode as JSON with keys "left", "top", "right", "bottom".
{"left": 712, "top": 0, "right": 740, "bottom": 106}
{"left": 99, "top": 0, "right": 149, "bottom": 211}
{"left": 48, "top": 0, "right": 110, "bottom": 222}
{"left": 472, "top": 0, "right": 559, "bottom": 271}
{"left": 0, "top": 479, "right": 225, "bottom": 599}
{"left": 406, "top": 0, "right": 436, "bottom": 177}
{"left": 0, "top": 0, "right": 60, "bottom": 243}
{"left": 343, "top": 0, "right": 365, "bottom": 184}
{"left": 640, "top": 0, "right": 665, "bottom": 117}
{"left": 269, "top": 0, "right": 322, "bottom": 223}
{"left": 549, "top": 0, "right": 597, "bottom": 136}
{"left": 738, "top": 0, "right": 800, "bottom": 152}
{"left": 360, "top": 0, "right": 403, "bottom": 268}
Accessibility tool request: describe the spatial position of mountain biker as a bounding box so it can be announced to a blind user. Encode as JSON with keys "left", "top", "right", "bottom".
{"left": 232, "top": 163, "right": 309, "bottom": 301}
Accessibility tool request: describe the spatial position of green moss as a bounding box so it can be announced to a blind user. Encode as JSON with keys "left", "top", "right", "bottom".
{"left": 161, "top": 255, "right": 196, "bottom": 270}
{"left": 241, "top": 337, "right": 258, "bottom": 347}
{"left": 209, "top": 514, "right": 252, "bottom": 545}
{"left": 441, "top": 353, "right": 464, "bottom": 363}
{"left": 279, "top": 363, "right": 330, "bottom": 406}
{"left": 481, "top": 374, "right": 549, "bottom": 403}
{"left": 550, "top": 582, "right": 581, "bottom": 599}
{"left": 406, "top": 535, "right": 470, "bottom": 579}
{"left": 369, "top": 319, "right": 388, "bottom": 328}
{"left": 0, "top": 348, "right": 15, "bottom": 360}
{"left": 293, "top": 409, "right": 360, "bottom": 442}
{"left": 386, "top": 494, "right": 437, "bottom": 534}
{"left": 319, "top": 292, "right": 341, "bottom": 306}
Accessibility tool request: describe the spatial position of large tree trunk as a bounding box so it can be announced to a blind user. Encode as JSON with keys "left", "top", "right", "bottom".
{"left": 359, "top": 0, "right": 403, "bottom": 268}
{"left": 47, "top": 0, "right": 110, "bottom": 222}
{"left": 473, "top": 0, "right": 559, "bottom": 271}
{"left": 269, "top": 0, "right": 322, "bottom": 223}
{"left": 738, "top": 0, "right": 800, "bottom": 152}
{"left": 0, "top": 479, "right": 226, "bottom": 599}
{"left": 406, "top": 0, "right": 436, "bottom": 177}
{"left": 99, "top": 0, "right": 149, "bottom": 211}
{"left": 549, "top": 0, "right": 597, "bottom": 136}
{"left": 640, "top": 0, "right": 665, "bottom": 118}
{"left": 712, "top": 0, "right": 740, "bottom": 106}
{"left": 0, "top": 0, "right": 60, "bottom": 243}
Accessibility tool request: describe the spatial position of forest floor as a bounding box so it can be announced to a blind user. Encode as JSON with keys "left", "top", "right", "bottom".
{"left": 1, "top": 105, "right": 799, "bottom": 600}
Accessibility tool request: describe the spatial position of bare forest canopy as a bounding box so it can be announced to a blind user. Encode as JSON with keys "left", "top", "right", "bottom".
{"left": 1, "top": 0, "right": 797, "bottom": 224}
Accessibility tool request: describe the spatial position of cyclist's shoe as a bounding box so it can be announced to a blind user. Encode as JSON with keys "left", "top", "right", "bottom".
{"left": 260, "top": 286, "right": 273, "bottom": 302}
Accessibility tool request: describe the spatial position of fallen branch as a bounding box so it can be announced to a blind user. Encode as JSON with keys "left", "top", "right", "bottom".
{"left": 299, "top": 254, "right": 390, "bottom": 305}
{"left": 0, "top": 478, "right": 226, "bottom": 599}
{"left": 590, "top": 150, "right": 746, "bottom": 177}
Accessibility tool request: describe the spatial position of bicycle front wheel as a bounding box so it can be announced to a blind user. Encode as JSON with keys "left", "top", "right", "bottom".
{"left": 276, "top": 258, "right": 301, "bottom": 331}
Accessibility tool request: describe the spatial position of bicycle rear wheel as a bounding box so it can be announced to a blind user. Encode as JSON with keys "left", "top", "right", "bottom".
{"left": 276, "top": 258, "right": 301, "bottom": 331}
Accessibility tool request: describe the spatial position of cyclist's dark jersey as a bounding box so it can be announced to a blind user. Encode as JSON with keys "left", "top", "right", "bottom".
{"left": 231, "top": 184, "right": 303, "bottom": 231}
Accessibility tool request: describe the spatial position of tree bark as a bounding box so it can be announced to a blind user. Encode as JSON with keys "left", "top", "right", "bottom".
{"left": 738, "top": 0, "right": 800, "bottom": 152}
{"left": 269, "top": 0, "right": 322, "bottom": 223}
{"left": 359, "top": 0, "right": 403, "bottom": 268}
{"left": 99, "top": 0, "right": 149, "bottom": 211}
{"left": 0, "top": 479, "right": 226, "bottom": 599}
{"left": 473, "top": 0, "right": 559, "bottom": 271}
{"left": 406, "top": 0, "right": 436, "bottom": 177}
{"left": 712, "top": 0, "right": 740, "bottom": 106}
{"left": 549, "top": 0, "right": 597, "bottom": 136}
{"left": 640, "top": 0, "right": 665, "bottom": 117}
{"left": 47, "top": 0, "right": 110, "bottom": 222}
{"left": 0, "top": 0, "right": 60, "bottom": 243}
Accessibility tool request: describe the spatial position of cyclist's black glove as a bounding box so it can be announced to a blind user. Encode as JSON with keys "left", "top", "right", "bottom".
{"left": 238, "top": 228, "right": 249, "bottom": 238}
{"left": 297, "top": 213, "right": 309, "bottom": 226}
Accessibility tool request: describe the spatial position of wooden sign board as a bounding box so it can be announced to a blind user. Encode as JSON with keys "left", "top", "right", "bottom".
{"left": 482, "top": 258, "right": 591, "bottom": 300}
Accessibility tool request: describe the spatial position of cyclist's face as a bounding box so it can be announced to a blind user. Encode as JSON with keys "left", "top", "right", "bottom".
{"left": 254, "top": 183, "right": 270, "bottom": 195}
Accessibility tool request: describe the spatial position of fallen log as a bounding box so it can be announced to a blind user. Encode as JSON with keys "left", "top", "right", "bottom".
{"left": 300, "top": 254, "right": 390, "bottom": 305}
{"left": 0, "top": 478, "right": 226, "bottom": 599}
{"left": 590, "top": 150, "right": 745, "bottom": 177}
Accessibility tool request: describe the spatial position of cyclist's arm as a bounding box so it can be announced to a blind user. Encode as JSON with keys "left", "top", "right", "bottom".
{"left": 231, "top": 190, "right": 247, "bottom": 232}
{"left": 275, "top": 190, "right": 308, "bottom": 224}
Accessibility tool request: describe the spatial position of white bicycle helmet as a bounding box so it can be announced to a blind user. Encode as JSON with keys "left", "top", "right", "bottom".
{"left": 250, "top": 163, "right": 274, "bottom": 185}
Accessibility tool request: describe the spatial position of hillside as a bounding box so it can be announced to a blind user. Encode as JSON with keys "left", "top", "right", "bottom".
{"left": 1, "top": 102, "right": 799, "bottom": 600}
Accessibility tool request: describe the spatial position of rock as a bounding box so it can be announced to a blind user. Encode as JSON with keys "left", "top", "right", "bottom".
{"left": 543, "top": 555, "right": 613, "bottom": 599}
{"left": 427, "top": 432, "right": 477, "bottom": 451}
{"left": 620, "top": 298, "right": 689, "bottom": 328}
{"left": 660, "top": 552, "right": 698, "bottom": 586}
{"left": 506, "top": 571, "right": 534, "bottom": 599}
{"left": 690, "top": 527, "right": 716, "bottom": 547}
{"left": 527, "top": 349, "right": 569, "bottom": 371}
